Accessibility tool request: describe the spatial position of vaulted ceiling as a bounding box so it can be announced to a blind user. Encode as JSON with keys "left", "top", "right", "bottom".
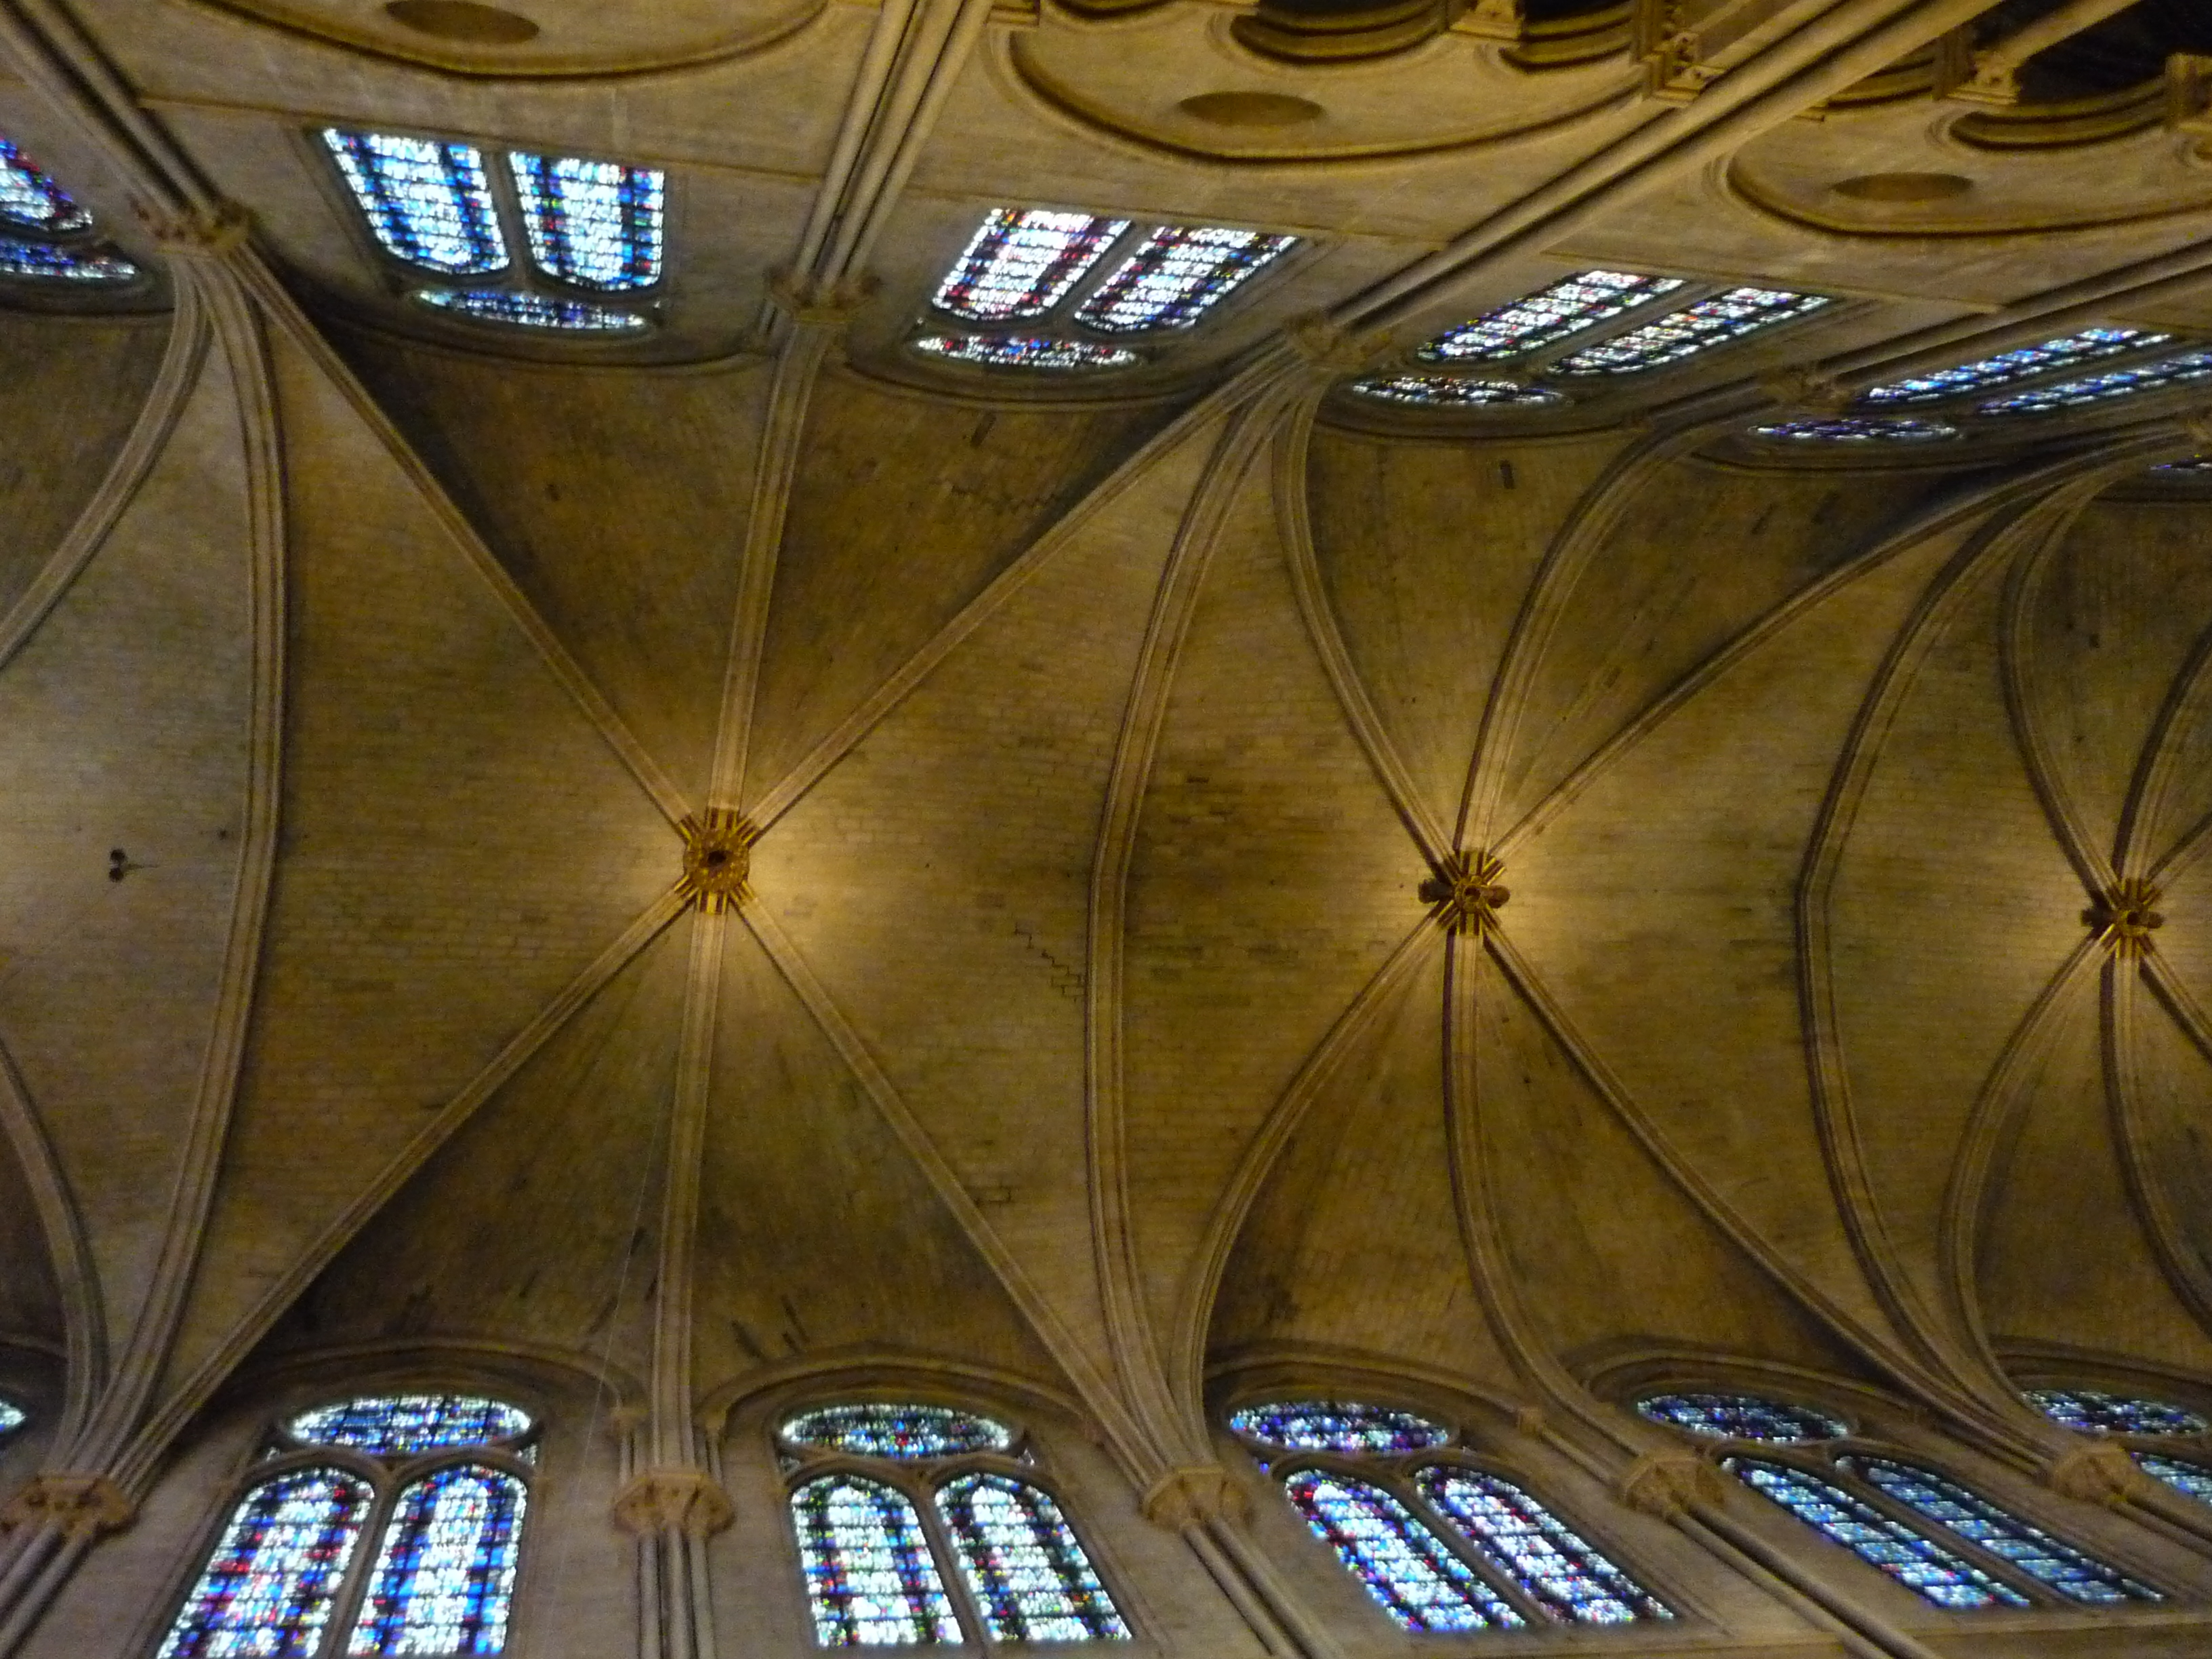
{"left": 1, "top": 0, "right": 2211, "bottom": 1525}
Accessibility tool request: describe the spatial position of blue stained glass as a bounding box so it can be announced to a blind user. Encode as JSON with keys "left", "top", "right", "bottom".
{"left": 322, "top": 130, "right": 507, "bottom": 276}
{"left": 1416, "top": 270, "right": 1686, "bottom": 363}
{"left": 1850, "top": 1457, "right": 2159, "bottom": 1605}
{"left": 1859, "top": 329, "right": 2165, "bottom": 406}
{"left": 416, "top": 289, "right": 647, "bottom": 332}
{"left": 1071, "top": 226, "right": 1295, "bottom": 334}
{"left": 348, "top": 1465, "right": 525, "bottom": 1654}
{"left": 792, "top": 1475, "right": 959, "bottom": 1646}
{"left": 1230, "top": 1400, "right": 1452, "bottom": 1454}
{"left": 0, "top": 235, "right": 136, "bottom": 283}
{"left": 0, "top": 1399, "right": 21, "bottom": 1437}
{"left": 937, "top": 1473, "right": 1129, "bottom": 1641}
{"left": 2026, "top": 1388, "right": 2209, "bottom": 1437}
{"left": 1753, "top": 416, "right": 1959, "bottom": 444}
{"left": 1417, "top": 1467, "right": 1671, "bottom": 1625}
{"left": 159, "top": 1468, "right": 374, "bottom": 1657}
{"left": 2138, "top": 1454, "right": 2212, "bottom": 1504}
{"left": 1979, "top": 350, "right": 2212, "bottom": 415}
{"left": 781, "top": 1404, "right": 1014, "bottom": 1460}
{"left": 1282, "top": 1470, "right": 1521, "bottom": 1632}
{"left": 911, "top": 331, "right": 1136, "bottom": 371}
{"left": 1348, "top": 376, "right": 1567, "bottom": 409}
{"left": 1553, "top": 286, "right": 1831, "bottom": 375}
{"left": 508, "top": 153, "right": 664, "bottom": 291}
{"left": 0, "top": 138, "right": 89, "bottom": 232}
{"left": 1728, "top": 1459, "right": 2025, "bottom": 1609}
{"left": 931, "top": 208, "right": 1129, "bottom": 324}
{"left": 286, "top": 1395, "right": 532, "bottom": 1457}
{"left": 1637, "top": 1393, "right": 1847, "bottom": 1443}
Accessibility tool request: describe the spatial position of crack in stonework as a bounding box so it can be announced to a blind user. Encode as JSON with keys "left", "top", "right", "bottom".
{"left": 678, "top": 809, "right": 758, "bottom": 914}
{"left": 1421, "top": 851, "right": 1510, "bottom": 936}
{"left": 2087, "top": 876, "right": 2163, "bottom": 958}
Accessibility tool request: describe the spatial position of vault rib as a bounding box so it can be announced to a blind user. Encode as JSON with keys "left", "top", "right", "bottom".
{"left": 2120, "top": 956, "right": 2212, "bottom": 1336}
{"left": 0, "top": 1033, "right": 102, "bottom": 1446}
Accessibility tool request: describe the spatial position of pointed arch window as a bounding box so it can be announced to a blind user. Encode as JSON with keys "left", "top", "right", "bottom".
{"left": 323, "top": 129, "right": 663, "bottom": 333}
{"left": 160, "top": 1393, "right": 537, "bottom": 1658}
{"left": 0, "top": 1397, "right": 22, "bottom": 1439}
{"left": 777, "top": 1401, "right": 1129, "bottom": 1646}
{"left": 0, "top": 131, "right": 138, "bottom": 287}
{"left": 2026, "top": 1384, "right": 2212, "bottom": 1509}
{"left": 909, "top": 207, "right": 1298, "bottom": 373}
{"left": 1231, "top": 1397, "right": 1672, "bottom": 1633}
{"left": 1638, "top": 1389, "right": 2163, "bottom": 1610}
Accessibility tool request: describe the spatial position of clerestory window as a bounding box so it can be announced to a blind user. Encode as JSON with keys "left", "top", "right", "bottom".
{"left": 0, "top": 132, "right": 138, "bottom": 288}
{"left": 322, "top": 128, "right": 661, "bottom": 335}
{"left": 158, "top": 1392, "right": 535, "bottom": 1658}
{"left": 777, "top": 1401, "right": 1130, "bottom": 1645}
{"left": 909, "top": 207, "right": 1298, "bottom": 375}
{"left": 0, "top": 1397, "right": 22, "bottom": 1440}
{"left": 2026, "top": 1385, "right": 2212, "bottom": 1509}
{"left": 1638, "top": 1389, "right": 2163, "bottom": 1610}
{"left": 1231, "top": 1397, "right": 1673, "bottom": 1632}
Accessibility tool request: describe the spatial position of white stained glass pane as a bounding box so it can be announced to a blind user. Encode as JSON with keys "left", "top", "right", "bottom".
{"left": 1859, "top": 329, "right": 2166, "bottom": 406}
{"left": 1636, "top": 1393, "right": 1847, "bottom": 1442}
{"left": 1419, "top": 1467, "right": 1671, "bottom": 1624}
{"left": 508, "top": 153, "right": 665, "bottom": 291}
{"left": 2139, "top": 1453, "right": 2212, "bottom": 1504}
{"left": 1551, "top": 287, "right": 1830, "bottom": 375}
{"left": 1230, "top": 1400, "right": 1451, "bottom": 1454}
{"left": 937, "top": 1473, "right": 1130, "bottom": 1641}
{"left": 0, "top": 1399, "right": 21, "bottom": 1436}
{"left": 1072, "top": 226, "right": 1296, "bottom": 333}
{"left": 1348, "top": 376, "right": 1566, "bottom": 409}
{"left": 911, "top": 331, "right": 1137, "bottom": 371}
{"left": 1752, "top": 415, "right": 1959, "bottom": 444}
{"left": 930, "top": 208, "right": 1129, "bottom": 323}
{"left": 1729, "top": 1459, "right": 2025, "bottom": 1610}
{"left": 1978, "top": 350, "right": 2212, "bottom": 415}
{"left": 322, "top": 129, "right": 508, "bottom": 276}
{"left": 1416, "top": 270, "right": 1685, "bottom": 363}
{"left": 0, "top": 136, "right": 89, "bottom": 232}
{"left": 417, "top": 289, "right": 649, "bottom": 332}
{"left": 159, "top": 1469, "right": 374, "bottom": 1657}
{"left": 2026, "top": 1388, "right": 2209, "bottom": 1437}
{"left": 348, "top": 1465, "right": 527, "bottom": 1654}
{"left": 0, "top": 235, "right": 135, "bottom": 283}
{"left": 287, "top": 1394, "right": 533, "bottom": 1456}
{"left": 1282, "top": 1469, "right": 1521, "bottom": 1633}
{"left": 791, "top": 1475, "right": 960, "bottom": 1646}
{"left": 781, "top": 1403, "right": 1014, "bottom": 1459}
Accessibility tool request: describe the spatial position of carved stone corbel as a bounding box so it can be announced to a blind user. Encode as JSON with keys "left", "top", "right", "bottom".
{"left": 611, "top": 1467, "right": 736, "bottom": 1540}
{"left": 1141, "top": 1463, "right": 1248, "bottom": 1530}
{"left": 1762, "top": 365, "right": 1853, "bottom": 414}
{"left": 0, "top": 1473, "right": 136, "bottom": 1540}
{"left": 766, "top": 268, "right": 880, "bottom": 332}
{"left": 1616, "top": 1451, "right": 1724, "bottom": 1517}
{"left": 136, "top": 200, "right": 253, "bottom": 261}
{"left": 2046, "top": 1441, "right": 2152, "bottom": 1509}
{"left": 1284, "top": 311, "right": 1391, "bottom": 379}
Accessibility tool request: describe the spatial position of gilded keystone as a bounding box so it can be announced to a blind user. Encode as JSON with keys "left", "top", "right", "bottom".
{"left": 678, "top": 810, "right": 758, "bottom": 914}
{"left": 2087, "top": 877, "right": 2163, "bottom": 958}
{"left": 1421, "top": 851, "right": 1510, "bottom": 936}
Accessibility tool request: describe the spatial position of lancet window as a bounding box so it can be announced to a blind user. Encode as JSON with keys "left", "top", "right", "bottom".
{"left": 1858, "top": 328, "right": 2167, "bottom": 405}
{"left": 159, "top": 1391, "right": 535, "bottom": 1658}
{"left": 909, "top": 206, "right": 1298, "bottom": 373}
{"left": 323, "top": 128, "right": 664, "bottom": 333}
{"left": 1750, "top": 416, "right": 1959, "bottom": 445}
{"left": 777, "top": 1401, "right": 1130, "bottom": 1645}
{"left": 1639, "top": 1389, "right": 2162, "bottom": 1610}
{"left": 1231, "top": 1397, "right": 1673, "bottom": 1633}
{"left": 2026, "top": 1385, "right": 2212, "bottom": 1508}
{"left": 1977, "top": 348, "right": 2212, "bottom": 415}
{"left": 0, "top": 131, "right": 138, "bottom": 287}
{"left": 1353, "top": 268, "right": 1833, "bottom": 413}
{"left": 0, "top": 1397, "right": 22, "bottom": 1439}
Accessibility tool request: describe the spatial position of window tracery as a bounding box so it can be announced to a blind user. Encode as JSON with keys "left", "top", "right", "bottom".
{"left": 2025, "top": 1386, "right": 2212, "bottom": 1509}
{"left": 323, "top": 131, "right": 508, "bottom": 276}
{"left": 415, "top": 289, "right": 648, "bottom": 333}
{"left": 909, "top": 207, "right": 1297, "bottom": 373}
{"left": 161, "top": 1393, "right": 537, "bottom": 1658}
{"left": 1232, "top": 1397, "right": 1671, "bottom": 1633}
{"left": 1647, "top": 1390, "right": 2159, "bottom": 1609}
{"left": 775, "top": 1401, "right": 1127, "bottom": 1647}
{"left": 0, "top": 131, "right": 136, "bottom": 287}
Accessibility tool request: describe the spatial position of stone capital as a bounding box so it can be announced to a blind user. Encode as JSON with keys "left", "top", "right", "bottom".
{"left": 2045, "top": 1440, "right": 2150, "bottom": 1509}
{"left": 766, "top": 268, "right": 879, "bottom": 330}
{"left": 1616, "top": 1450, "right": 1723, "bottom": 1517}
{"left": 136, "top": 200, "right": 253, "bottom": 259}
{"left": 611, "top": 1467, "right": 735, "bottom": 1540}
{"left": 1141, "top": 1463, "right": 1247, "bottom": 1530}
{"left": 1, "top": 1473, "right": 136, "bottom": 1540}
{"left": 1284, "top": 311, "right": 1388, "bottom": 377}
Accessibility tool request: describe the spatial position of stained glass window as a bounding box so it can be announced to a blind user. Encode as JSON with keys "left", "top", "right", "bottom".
{"left": 782, "top": 1404, "right": 1015, "bottom": 1460}
{"left": 1071, "top": 226, "right": 1295, "bottom": 334}
{"left": 0, "top": 137, "right": 89, "bottom": 233}
{"left": 2026, "top": 1389, "right": 2209, "bottom": 1437}
{"left": 931, "top": 209, "right": 1129, "bottom": 324}
{"left": 159, "top": 1469, "right": 374, "bottom": 1658}
{"left": 1752, "top": 416, "right": 1959, "bottom": 444}
{"left": 1347, "top": 376, "right": 1567, "bottom": 409}
{"left": 323, "top": 130, "right": 507, "bottom": 276}
{"left": 911, "top": 331, "right": 1138, "bottom": 371}
{"left": 416, "top": 289, "right": 648, "bottom": 332}
{"left": 1858, "top": 329, "right": 2165, "bottom": 406}
{"left": 792, "top": 1475, "right": 960, "bottom": 1646}
{"left": 937, "top": 1473, "right": 1128, "bottom": 1641}
{"left": 1637, "top": 1393, "right": 1847, "bottom": 1442}
{"left": 508, "top": 153, "right": 664, "bottom": 291}
{"left": 1727, "top": 1459, "right": 2026, "bottom": 1609}
{"left": 0, "top": 236, "right": 137, "bottom": 283}
{"left": 2138, "top": 1454, "right": 2212, "bottom": 1504}
{"left": 1417, "top": 1467, "right": 1670, "bottom": 1625}
{"left": 287, "top": 1395, "right": 532, "bottom": 1456}
{"left": 1414, "top": 270, "right": 1686, "bottom": 363}
{"left": 1849, "top": 1457, "right": 2158, "bottom": 1605}
{"left": 1282, "top": 1469, "right": 1521, "bottom": 1632}
{"left": 2153, "top": 457, "right": 2212, "bottom": 474}
{"left": 346, "top": 1465, "right": 525, "bottom": 1654}
{"left": 1978, "top": 350, "right": 2212, "bottom": 415}
{"left": 0, "top": 1399, "right": 21, "bottom": 1437}
{"left": 1551, "top": 287, "right": 1831, "bottom": 375}
{"left": 1229, "top": 1399, "right": 1452, "bottom": 1454}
